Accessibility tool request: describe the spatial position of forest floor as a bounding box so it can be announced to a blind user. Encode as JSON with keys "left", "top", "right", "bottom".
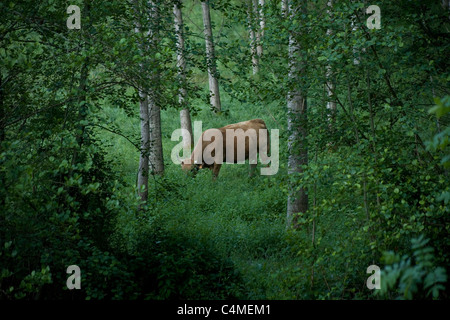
{"left": 97, "top": 90, "right": 377, "bottom": 299}
{"left": 98, "top": 95, "right": 318, "bottom": 299}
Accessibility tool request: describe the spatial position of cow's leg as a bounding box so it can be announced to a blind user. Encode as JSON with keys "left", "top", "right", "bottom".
{"left": 249, "top": 163, "right": 257, "bottom": 177}
{"left": 212, "top": 163, "right": 222, "bottom": 180}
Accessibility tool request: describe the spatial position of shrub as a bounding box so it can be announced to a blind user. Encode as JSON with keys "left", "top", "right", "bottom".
{"left": 378, "top": 236, "right": 447, "bottom": 299}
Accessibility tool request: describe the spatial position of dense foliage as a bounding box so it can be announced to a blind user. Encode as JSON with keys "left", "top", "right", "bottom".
{"left": 0, "top": 0, "right": 448, "bottom": 300}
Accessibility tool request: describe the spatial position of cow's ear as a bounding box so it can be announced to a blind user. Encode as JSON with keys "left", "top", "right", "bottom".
{"left": 181, "top": 160, "right": 184, "bottom": 165}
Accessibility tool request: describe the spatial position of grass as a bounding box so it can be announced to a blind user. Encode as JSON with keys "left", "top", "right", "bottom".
{"left": 96, "top": 85, "right": 380, "bottom": 300}
{"left": 95, "top": 87, "right": 319, "bottom": 299}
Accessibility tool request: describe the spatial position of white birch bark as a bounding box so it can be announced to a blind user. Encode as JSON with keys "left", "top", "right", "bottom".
{"left": 326, "top": 0, "right": 336, "bottom": 124}
{"left": 148, "top": 1, "right": 164, "bottom": 175}
{"left": 247, "top": 0, "right": 259, "bottom": 74}
{"left": 253, "top": 0, "right": 263, "bottom": 58}
{"left": 137, "top": 91, "right": 150, "bottom": 201}
{"left": 286, "top": 0, "right": 308, "bottom": 229}
{"left": 201, "top": 0, "right": 222, "bottom": 112}
{"left": 259, "top": 0, "right": 265, "bottom": 39}
{"left": 351, "top": 18, "right": 360, "bottom": 65}
{"left": 174, "top": 1, "right": 193, "bottom": 150}
{"left": 134, "top": 0, "right": 150, "bottom": 201}
{"left": 281, "top": 0, "right": 288, "bottom": 18}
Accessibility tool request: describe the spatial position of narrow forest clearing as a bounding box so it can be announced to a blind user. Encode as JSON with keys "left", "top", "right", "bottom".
{"left": 97, "top": 98, "right": 376, "bottom": 299}
{"left": 101, "top": 100, "right": 303, "bottom": 299}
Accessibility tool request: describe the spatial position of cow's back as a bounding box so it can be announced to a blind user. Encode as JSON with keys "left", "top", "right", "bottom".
{"left": 220, "top": 119, "right": 268, "bottom": 163}
{"left": 192, "top": 119, "right": 269, "bottom": 166}
{"left": 220, "top": 119, "right": 267, "bottom": 131}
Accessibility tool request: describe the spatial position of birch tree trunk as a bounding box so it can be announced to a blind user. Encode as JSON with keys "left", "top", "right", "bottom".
{"left": 201, "top": 0, "right": 222, "bottom": 112}
{"left": 281, "top": 0, "right": 288, "bottom": 17}
{"left": 134, "top": 1, "right": 150, "bottom": 201}
{"left": 137, "top": 90, "right": 150, "bottom": 201}
{"left": 173, "top": 1, "right": 193, "bottom": 149}
{"left": 351, "top": 17, "right": 360, "bottom": 65}
{"left": 442, "top": 0, "right": 450, "bottom": 15}
{"left": 0, "top": 76, "right": 5, "bottom": 214}
{"left": 149, "top": 97, "right": 164, "bottom": 175}
{"left": 247, "top": 0, "right": 259, "bottom": 75}
{"left": 253, "top": 0, "right": 263, "bottom": 58}
{"left": 72, "top": 2, "right": 91, "bottom": 166}
{"left": 71, "top": 57, "right": 89, "bottom": 170}
{"left": 286, "top": 0, "right": 308, "bottom": 229}
{"left": 148, "top": 1, "right": 164, "bottom": 175}
{"left": 259, "top": 0, "right": 265, "bottom": 39}
{"left": 0, "top": 77, "right": 3, "bottom": 147}
{"left": 257, "top": 0, "right": 265, "bottom": 61}
{"left": 326, "top": 0, "right": 336, "bottom": 126}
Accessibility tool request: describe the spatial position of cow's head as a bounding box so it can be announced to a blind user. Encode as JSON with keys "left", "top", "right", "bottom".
{"left": 181, "top": 159, "right": 202, "bottom": 175}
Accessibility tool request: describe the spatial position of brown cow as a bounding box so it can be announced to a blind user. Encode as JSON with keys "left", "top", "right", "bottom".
{"left": 181, "top": 119, "right": 269, "bottom": 179}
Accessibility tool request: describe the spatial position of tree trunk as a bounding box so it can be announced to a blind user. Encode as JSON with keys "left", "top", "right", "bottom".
{"left": 70, "top": 59, "right": 90, "bottom": 174}
{"left": 148, "top": 1, "right": 164, "bottom": 175}
{"left": 201, "top": 0, "right": 222, "bottom": 112}
{"left": 0, "top": 76, "right": 4, "bottom": 152}
{"left": 149, "top": 97, "right": 164, "bottom": 175}
{"left": 180, "top": 108, "right": 193, "bottom": 149}
{"left": 247, "top": 0, "right": 259, "bottom": 74}
{"left": 281, "top": 0, "right": 288, "bottom": 18}
{"left": 351, "top": 13, "right": 359, "bottom": 65}
{"left": 137, "top": 92, "right": 150, "bottom": 201}
{"left": 325, "top": 0, "right": 336, "bottom": 126}
{"left": 0, "top": 77, "right": 3, "bottom": 145}
{"left": 253, "top": 0, "right": 263, "bottom": 58}
{"left": 286, "top": 0, "right": 308, "bottom": 230}
{"left": 174, "top": 1, "right": 193, "bottom": 150}
{"left": 72, "top": 3, "right": 91, "bottom": 168}
{"left": 134, "top": 1, "right": 150, "bottom": 201}
{"left": 75, "top": 59, "right": 89, "bottom": 149}
{"left": 0, "top": 76, "right": 5, "bottom": 213}
{"left": 259, "top": 0, "right": 265, "bottom": 39}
